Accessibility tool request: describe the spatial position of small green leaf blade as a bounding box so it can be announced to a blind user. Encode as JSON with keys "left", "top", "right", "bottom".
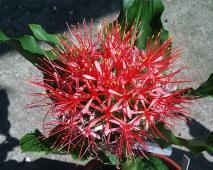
{"left": 14, "top": 35, "right": 56, "bottom": 60}
{"left": 20, "top": 129, "right": 50, "bottom": 153}
{"left": 95, "top": 151, "right": 119, "bottom": 165}
{"left": 0, "top": 30, "right": 9, "bottom": 41}
{"left": 196, "top": 73, "right": 213, "bottom": 97}
{"left": 106, "top": 153, "right": 119, "bottom": 165}
{"left": 20, "top": 128, "right": 91, "bottom": 162}
{"left": 122, "top": 157, "right": 168, "bottom": 170}
{"left": 139, "top": 157, "right": 169, "bottom": 170}
{"left": 186, "top": 73, "right": 213, "bottom": 97}
{"left": 16, "top": 35, "right": 43, "bottom": 54}
{"left": 29, "top": 24, "right": 59, "bottom": 44}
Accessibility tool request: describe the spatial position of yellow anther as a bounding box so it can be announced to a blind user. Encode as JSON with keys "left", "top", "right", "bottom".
{"left": 116, "top": 50, "right": 121, "bottom": 56}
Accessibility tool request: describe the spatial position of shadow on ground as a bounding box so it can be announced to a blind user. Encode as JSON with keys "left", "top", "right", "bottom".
{"left": 0, "top": 89, "right": 84, "bottom": 170}
{"left": 0, "top": 89, "right": 19, "bottom": 163}
{"left": 171, "top": 119, "right": 213, "bottom": 170}
{"left": 1, "top": 158, "right": 84, "bottom": 170}
{"left": 0, "top": 0, "right": 121, "bottom": 54}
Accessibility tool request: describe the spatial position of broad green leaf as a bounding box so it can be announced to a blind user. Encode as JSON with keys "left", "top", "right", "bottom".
{"left": 0, "top": 30, "right": 9, "bottom": 41}
{"left": 121, "top": 157, "right": 168, "bottom": 170}
{"left": 16, "top": 35, "right": 44, "bottom": 54}
{"left": 118, "top": 0, "right": 169, "bottom": 49}
{"left": 155, "top": 123, "right": 213, "bottom": 155}
{"left": 121, "top": 157, "right": 141, "bottom": 170}
{"left": 20, "top": 129, "right": 51, "bottom": 153}
{"left": 0, "top": 30, "right": 57, "bottom": 65}
{"left": 29, "top": 24, "right": 59, "bottom": 45}
{"left": 95, "top": 151, "right": 119, "bottom": 165}
{"left": 20, "top": 129, "right": 90, "bottom": 161}
{"left": 108, "top": 153, "right": 119, "bottom": 165}
{"left": 195, "top": 73, "right": 213, "bottom": 97}
{"left": 185, "top": 73, "right": 213, "bottom": 97}
{"left": 139, "top": 157, "right": 168, "bottom": 170}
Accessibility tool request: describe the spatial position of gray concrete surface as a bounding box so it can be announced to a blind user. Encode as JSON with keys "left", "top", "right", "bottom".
{"left": 0, "top": 0, "right": 213, "bottom": 169}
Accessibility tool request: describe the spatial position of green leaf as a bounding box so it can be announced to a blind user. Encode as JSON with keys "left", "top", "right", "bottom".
{"left": 121, "top": 157, "right": 168, "bottom": 170}
{"left": 155, "top": 123, "right": 213, "bottom": 155}
{"left": 0, "top": 29, "right": 57, "bottom": 65}
{"left": 108, "top": 153, "right": 119, "bottom": 165}
{"left": 195, "top": 73, "right": 213, "bottom": 97}
{"left": 29, "top": 24, "right": 59, "bottom": 45}
{"left": 20, "top": 129, "right": 90, "bottom": 161}
{"left": 20, "top": 129, "right": 51, "bottom": 153}
{"left": 0, "top": 30, "right": 9, "bottom": 41}
{"left": 139, "top": 157, "right": 168, "bottom": 170}
{"left": 185, "top": 73, "right": 213, "bottom": 97}
{"left": 16, "top": 35, "right": 44, "bottom": 54}
{"left": 96, "top": 151, "right": 119, "bottom": 165}
{"left": 117, "top": 0, "right": 169, "bottom": 49}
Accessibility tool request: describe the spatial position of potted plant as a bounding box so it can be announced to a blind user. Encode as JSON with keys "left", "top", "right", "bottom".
{"left": 0, "top": 0, "right": 212, "bottom": 169}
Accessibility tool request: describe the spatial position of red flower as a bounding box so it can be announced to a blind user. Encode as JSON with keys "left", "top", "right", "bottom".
{"left": 29, "top": 21, "right": 191, "bottom": 159}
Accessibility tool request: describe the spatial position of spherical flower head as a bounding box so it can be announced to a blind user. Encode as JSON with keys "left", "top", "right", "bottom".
{"left": 30, "top": 20, "right": 191, "bottom": 160}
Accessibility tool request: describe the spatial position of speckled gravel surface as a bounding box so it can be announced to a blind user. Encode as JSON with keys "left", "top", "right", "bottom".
{"left": 0, "top": 0, "right": 213, "bottom": 170}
